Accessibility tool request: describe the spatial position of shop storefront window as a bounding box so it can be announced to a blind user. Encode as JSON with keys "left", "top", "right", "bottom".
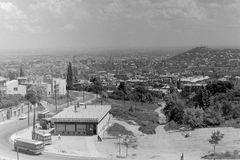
{"left": 86, "top": 124, "right": 96, "bottom": 135}
{"left": 56, "top": 124, "right": 65, "bottom": 131}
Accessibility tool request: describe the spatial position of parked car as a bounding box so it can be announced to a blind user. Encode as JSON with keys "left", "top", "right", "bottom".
{"left": 19, "top": 114, "right": 27, "bottom": 120}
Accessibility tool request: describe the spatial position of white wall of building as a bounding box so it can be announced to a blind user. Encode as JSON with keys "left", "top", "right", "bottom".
{"left": 18, "top": 85, "right": 27, "bottom": 95}
{"left": 97, "top": 112, "right": 110, "bottom": 134}
{"left": 46, "top": 83, "right": 52, "bottom": 96}
{"left": 53, "top": 78, "right": 66, "bottom": 95}
{"left": 6, "top": 80, "right": 18, "bottom": 95}
{"left": 6, "top": 80, "right": 26, "bottom": 96}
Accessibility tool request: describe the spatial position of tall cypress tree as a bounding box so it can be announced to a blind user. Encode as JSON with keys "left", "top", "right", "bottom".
{"left": 66, "top": 62, "right": 73, "bottom": 90}
{"left": 20, "top": 66, "right": 24, "bottom": 77}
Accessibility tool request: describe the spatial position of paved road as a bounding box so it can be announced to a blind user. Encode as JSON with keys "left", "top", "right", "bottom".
{"left": 0, "top": 92, "right": 103, "bottom": 160}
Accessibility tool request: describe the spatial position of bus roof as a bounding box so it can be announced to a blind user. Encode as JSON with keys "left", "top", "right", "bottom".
{"left": 15, "top": 138, "right": 43, "bottom": 145}
{"left": 39, "top": 110, "right": 50, "bottom": 114}
{"left": 34, "top": 130, "right": 51, "bottom": 136}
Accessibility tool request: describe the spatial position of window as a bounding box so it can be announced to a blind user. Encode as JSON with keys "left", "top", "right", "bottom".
{"left": 14, "top": 87, "right": 18, "bottom": 91}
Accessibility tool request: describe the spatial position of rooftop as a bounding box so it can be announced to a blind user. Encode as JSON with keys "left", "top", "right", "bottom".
{"left": 0, "top": 76, "right": 7, "bottom": 82}
{"left": 6, "top": 80, "right": 18, "bottom": 85}
{"left": 52, "top": 105, "right": 111, "bottom": 123}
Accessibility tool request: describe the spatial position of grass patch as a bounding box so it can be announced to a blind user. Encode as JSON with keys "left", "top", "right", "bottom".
{"left": 202, "top": 150, "right": 240, "bottom": 159}
{"left": 108, "top": 123, "right": 133, "bottom": 137}
{"left": 92, "top": 98, "right": 160, "bottom": 134}
{"left": 92, "top": 98, "right": 159, "bottom": 111}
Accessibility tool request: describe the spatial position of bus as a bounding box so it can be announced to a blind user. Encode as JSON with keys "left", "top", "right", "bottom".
{"left": 37, "top": 110, "right": 50, "bottom": 121}
{"left": 33, "top": 130, "right": 52, "bottom": 145}
{"left": 40, "top": 117, "right": 54, "bottom": 129}
{"left": 14, "top": 138, "right": 44, "bottom": 154}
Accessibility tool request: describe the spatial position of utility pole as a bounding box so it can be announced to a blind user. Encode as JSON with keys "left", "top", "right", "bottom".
{"left": 17, "top": 146, "right": 19, "bottom": 160}
{"left": 54, "top": 81, "right": 57, "bottom": 111}
{"left": 83, "top": 91, "right": 85, "bottom": 103}
{"left": 32, "top": 103, "right": 36, "bottom": 140}
{"left": 28, "top": 102, "right": 30, "bottom": 129}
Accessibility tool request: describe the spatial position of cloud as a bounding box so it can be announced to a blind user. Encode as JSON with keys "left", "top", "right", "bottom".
{"left": 24, "top": 25, "right": 48, "bottom": 33}
{"left": 101, "top": 0, "right": 206, "bottom": 20}
{"left": 29, "top": 0, "right": 83, "bottom": 17}
{"left": 61, "top": 24, "right": 79, "bottom": 30}
{"left": 4, "top": 22, "right": 18, "bottom": 31}
{"left": 0, "top": 2, "right": 27, "bottom": 19}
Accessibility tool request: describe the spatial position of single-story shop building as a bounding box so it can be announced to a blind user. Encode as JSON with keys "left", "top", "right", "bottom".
{"left": 51, "top": 104, "right": 111, "bottom": 136}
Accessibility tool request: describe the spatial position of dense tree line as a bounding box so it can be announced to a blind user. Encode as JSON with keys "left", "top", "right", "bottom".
{"left": 0, "top": 94, "right": 24, "bottom": 109}
{"left": 109, "top": 82, "right": 164, "bottom": 104}
{"left": 163, "top": 80, "right": 240, "bottom": 129}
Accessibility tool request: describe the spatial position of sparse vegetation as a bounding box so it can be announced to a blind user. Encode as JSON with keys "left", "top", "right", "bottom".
{"left": 209, "top": 130, "right": 224, "bottom": 153}
{"left": 107, "top": 123, "right": 133, "bottom": 137}
{"left": 202, "top": 150, "right": 240, "bottom": 159}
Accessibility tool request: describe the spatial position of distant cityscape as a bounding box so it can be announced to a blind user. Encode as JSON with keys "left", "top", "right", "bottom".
{"left": 1, "top": 46, "right": 240, "bottom": 95}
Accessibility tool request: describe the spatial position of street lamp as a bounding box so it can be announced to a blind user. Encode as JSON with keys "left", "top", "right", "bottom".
{"left": 118, "top": 134, "right": 121, "bottom": 156}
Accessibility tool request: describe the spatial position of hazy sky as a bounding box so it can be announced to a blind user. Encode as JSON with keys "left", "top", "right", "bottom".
{"left": 0, "top": 0, "right": 239, "bottom": 50}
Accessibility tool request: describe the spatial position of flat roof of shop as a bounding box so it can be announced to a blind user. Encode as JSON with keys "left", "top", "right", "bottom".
{"left": 51, "top": 105, "right": 111, "bottom": 123}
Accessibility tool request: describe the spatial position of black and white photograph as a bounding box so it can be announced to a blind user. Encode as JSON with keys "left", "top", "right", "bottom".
{"left": 0, "top": 0, "right": 240, "bottom": 160}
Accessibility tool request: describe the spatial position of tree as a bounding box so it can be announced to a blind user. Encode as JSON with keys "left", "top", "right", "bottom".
{"left": 28, "top": 85, "right": 46, "bottom": 102}
{"left": 25, "top": 90, "right": 38, "bottom": 105}
{"left": 183, "top": 107, "right": 204, "bottom": 129}
{"left": 25, "top": 90, "right": 38, "bottom": 140}
{"left": 201, "top": 87, "right": 211, "bottom": 110}
{"left": 118, "top": 82, "right": 127, "bottom": 94}
{"left": 66, "top": 62, "right": 73, "bottom": 90}
{"left": 122, "top": 135, "right": 137, "bottom": 158}
{"left": 129, "top": 91, "right": 140, "bottom": 112}
{"left": 100, "top": 91, "right": 108, "bottom": 104}
{"left": 8, "top": 71, "right": 18, "bottom": 80}
{"left": 208, "top": 130, "right": 224, "bottom": 153}
{"left": 19, "top": 66, "right": 24, "bottom": 77}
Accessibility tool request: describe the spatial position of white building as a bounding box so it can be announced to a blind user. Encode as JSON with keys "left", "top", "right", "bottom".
{"left": 6, "top": 80, "right": 27, "bottom": 96}
{"left": 52, "top": 105, "right": 111, "bottom": 136}
{"left": 43, "top": 76, "right": 66, "bottom": 96}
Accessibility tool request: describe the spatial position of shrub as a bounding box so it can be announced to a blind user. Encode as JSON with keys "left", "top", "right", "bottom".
{"left": 183, "top": 107, "right": 204, "bottom": 129}
{"left": 234, "top": 150, "right": 239, "bottom": 155}
{"left": 208, "top": 130, "right": 224, "bottom": 153}
{"left": 139, "top": 124, "right": 156, "bottom": 134}
{"left": 204, "top": 109, "right": 224, "bottom": 126}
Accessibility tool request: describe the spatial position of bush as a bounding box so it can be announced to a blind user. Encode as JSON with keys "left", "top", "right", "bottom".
{"left": 139, "top": 124, "right": 156, "bottom": 134}
{"left": 183, "top": 107, "right": 204, "bottom": 129}
{"left": 203, "top": 109, "right": 224, "bottom": 126}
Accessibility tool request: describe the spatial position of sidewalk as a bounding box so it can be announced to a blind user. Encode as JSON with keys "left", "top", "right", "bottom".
{"left": 10, "top": 128, "right": 106, "bottom": 158}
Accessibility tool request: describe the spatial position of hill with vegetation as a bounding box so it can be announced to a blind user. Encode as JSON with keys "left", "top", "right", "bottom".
{"left": 161, "top": 46, "right": 240, "bottom": 73}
